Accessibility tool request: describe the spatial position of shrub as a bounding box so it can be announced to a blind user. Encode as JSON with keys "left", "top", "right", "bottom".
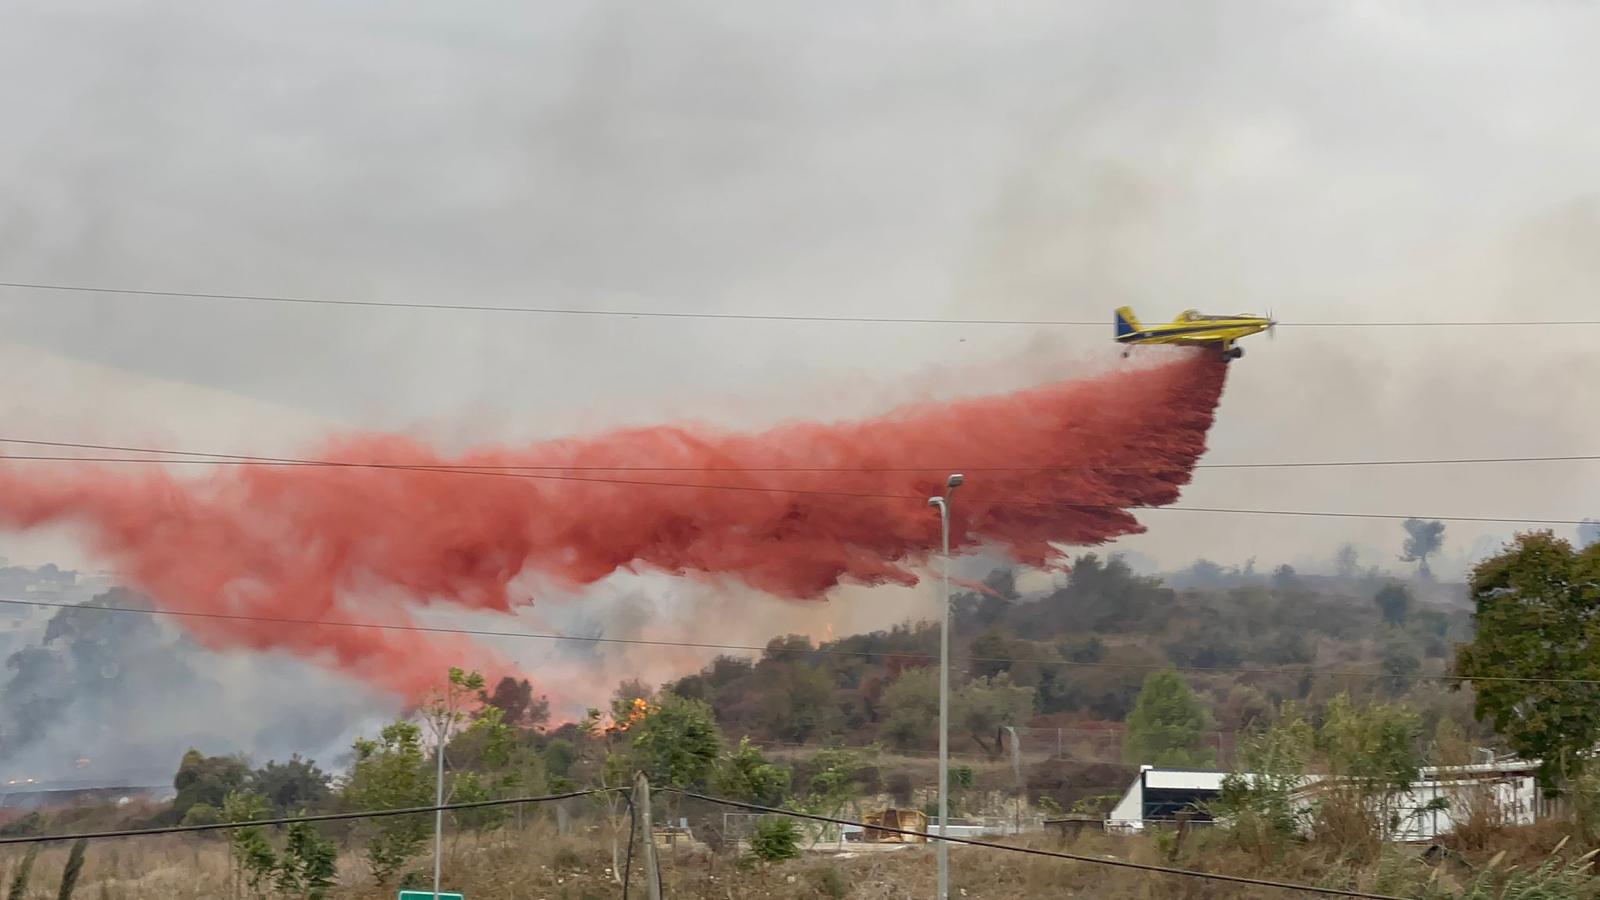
{"left": 749, "top": 815, "right": 802, "bottom": 862}
{"left": 813, "top": 866, "right": 848, "bottom": 899}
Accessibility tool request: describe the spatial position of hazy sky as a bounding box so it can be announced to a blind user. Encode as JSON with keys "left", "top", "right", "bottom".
{"left": 3, "top": 1, "right": 1598, "bottom": 576}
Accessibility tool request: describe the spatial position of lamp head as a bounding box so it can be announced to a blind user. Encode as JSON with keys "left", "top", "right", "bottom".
{"left": 946, "top": 473, "right": 965, "bottom": 490}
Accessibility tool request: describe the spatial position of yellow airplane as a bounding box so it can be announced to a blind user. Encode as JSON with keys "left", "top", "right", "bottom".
{"left": 1114, "top": 307, "right": 1275, "bottom": 361}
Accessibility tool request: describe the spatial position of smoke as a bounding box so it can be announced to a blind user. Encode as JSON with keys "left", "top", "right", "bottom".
{"left": 0, "top": 352, "right": 1227, "bottom": 699}
{"left": 0, "top": 586, "right": 384, "bottom": 784}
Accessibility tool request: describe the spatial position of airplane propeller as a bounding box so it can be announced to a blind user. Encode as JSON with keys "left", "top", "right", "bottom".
{"left": 1267, "top": 309, "right": 1276, "bottom": 339}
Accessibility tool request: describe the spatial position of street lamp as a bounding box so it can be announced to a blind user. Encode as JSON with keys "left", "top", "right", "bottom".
{"left": 928, "top": 473, "right": 963, "bottom": 900}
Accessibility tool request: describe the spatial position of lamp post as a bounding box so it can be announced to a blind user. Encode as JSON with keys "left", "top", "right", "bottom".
{"left": 927, "top": 473, "right": 963, "bottom": 900}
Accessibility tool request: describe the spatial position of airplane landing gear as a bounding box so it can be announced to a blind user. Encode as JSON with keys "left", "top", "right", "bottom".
{"left": 1222, "top": 346, "right": 1244, "bottom": 361}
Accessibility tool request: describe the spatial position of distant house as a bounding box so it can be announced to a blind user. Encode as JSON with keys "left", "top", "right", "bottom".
{"left": 1293, "top": 757, "right": 1552, "bottom": 842}
{"left": 1107, "top": 757, "right": 1555, "bottom": 842}
{"left": 1106, "top": 767, "right": 1242, "bottom": 834}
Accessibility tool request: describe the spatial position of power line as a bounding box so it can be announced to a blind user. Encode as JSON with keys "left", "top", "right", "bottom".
{"left": 4, "top": 280, "right": 1598, "bottom": 327}
{"left": 0, "top": 445, "right": 1592, "bottom": 526}
{"left": 668, "top": 789, "right": 1408, "bottom": 899}
{"left": 1136, "top": 505, "right": 1593, "bottom": 527}
{"left": 0, "top": 281, "right": 1102, "bottom": 325}
{"left": 6, "top": 437, "right": 1600, "bottom": 473}
{"left": 5, "top": 594, "right": 1592, "bottom": 687}
{"left": 0, "top": 787, "right": 617, "bottom": 846}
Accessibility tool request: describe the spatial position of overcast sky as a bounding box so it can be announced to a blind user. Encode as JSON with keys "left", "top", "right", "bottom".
{"left": 3, "top": 0, "right": 1598, "bottom": 579}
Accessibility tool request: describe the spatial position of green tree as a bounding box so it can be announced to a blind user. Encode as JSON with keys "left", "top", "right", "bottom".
{"left": 446, "top": 700, "right": 545, "bottom": 832}
{"left": 880, "top": 667, "right": 939, "bottom": 749}
{"left": 1123, "top": 670, "right": 1214, "bottom": 767}
{"left": 749, "top": 816, "right": 802, "bottom": 862}
{"left": 1214, "top": 704, "right": 1314, "bottom": 861}
{"left": 543, "top": 738, "right": 577, "bottom": 780}
{"left": 969, "top": 630, "right": 1016, "bottom": 679}
{"left": 423, "top": 667, "right": 486, "bottom": 772}
{"left": 628, "top": 694, "right": 720, "bottom": 789}
{"left": 711, "top": 737, "right": 792, "bottom": 807}
{"left": 444, "top": 769, "right": 501, "bottom": 832}
{"left": 1316, "top": 693, "right": 1423, "bottom": 844}
{"left": 1400, "top": 518, "right": 1445, "bottom": 578}
{"left": 953, "top": 674, "right": 1035, "bottom": 759}
{"left": 343, "top": 721, "right": 431, "bottom": 883}
{"left": 1320, "top": 694, "right": 1422, "bottom": 789}
{"left": 750, "top": 662, "right": 841, "bottom": 743}
{"left": 181, "top": 803, "right": 221, "bottom": 826}
{"left": 222, "top": 791, "right": 277, "bottom": 897}
{"left": 1373, "top": 583, "right": 1412, "bottom": 626}
{"left": 252, "top": 755, "right": 331, "bottom": 816}
{"left": 1455, "top": 531, "right": 1600, "bottom": 793}
{"left": 1378, "top": 631, "right": 1421, "bottom": 696}
{"left": 479, "top": 676, "right": 550, "bottom": 731}
{"left": 448, "top": 704, "right": 517, "bottom": 773}
{"left": 171, "top": 749, "right": 252, "bottom": 821}
{"left": 795, "top": 746, "right": 873, "bottom": 841}
{"left": 274, "top": 820, "right": 338, "bottom": 899}
{"left": 610, "top": 678, "right": 656, "bottom": 723}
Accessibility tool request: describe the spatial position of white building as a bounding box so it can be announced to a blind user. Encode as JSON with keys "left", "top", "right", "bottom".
{"left": 1106, "top": 767, "right": 1243, "bottom": 834}
{"left": 1299, "top": 758, "right": 1548, "bottom": 842}
{"left": 1106, "top": 757, "right": 1553, "bottom": 842}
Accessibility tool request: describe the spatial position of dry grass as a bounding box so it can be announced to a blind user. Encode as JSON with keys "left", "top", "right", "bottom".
{"left": 3, "top": 818, "right": 1598, "bottom": 899}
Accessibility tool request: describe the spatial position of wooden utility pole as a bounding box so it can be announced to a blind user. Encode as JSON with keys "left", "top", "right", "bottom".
{"left": 634, "top": 773, "right": 663, "bottom": 900}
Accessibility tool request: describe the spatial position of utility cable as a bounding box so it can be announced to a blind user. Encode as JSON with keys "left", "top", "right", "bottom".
{"left": 0, "top": 787, "right": 620, "bottom": 846}
{"left": 666, "top": 790, "right": 1408, "bottom": 899}
{"left": 6, "top": 436, "right": 1600, "bottom": 473}
{"left": 4, "top": 280, "right": 1598, "bottom": 327}
{"left": 2, "top": 594, "right": 1594, "bottom": 687}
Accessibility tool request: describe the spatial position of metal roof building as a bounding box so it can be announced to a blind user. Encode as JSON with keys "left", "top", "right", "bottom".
{"left": 1107, "top": 766, "right": 1240, "bottom": 834}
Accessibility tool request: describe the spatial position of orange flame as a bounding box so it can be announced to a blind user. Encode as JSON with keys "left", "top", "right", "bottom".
{"left": 604, "top": 697, "right": 655, "bottom": 736}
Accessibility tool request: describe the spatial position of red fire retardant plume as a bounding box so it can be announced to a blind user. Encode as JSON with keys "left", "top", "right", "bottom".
{"left": 0, "top": 353, "right": 1227, "bottom": 697}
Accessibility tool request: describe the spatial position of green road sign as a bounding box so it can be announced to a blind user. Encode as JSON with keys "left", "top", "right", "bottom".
{"left": 398, "top": 892, "right": 463, "bottom": 900}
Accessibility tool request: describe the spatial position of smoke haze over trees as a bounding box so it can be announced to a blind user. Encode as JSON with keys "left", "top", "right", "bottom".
{"left": 0, "top": 566, "right": 385, "bottom": 786}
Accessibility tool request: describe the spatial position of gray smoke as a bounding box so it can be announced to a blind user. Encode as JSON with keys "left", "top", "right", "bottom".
{"left": 0, "top": 567, "right": 384, "bottom": 785}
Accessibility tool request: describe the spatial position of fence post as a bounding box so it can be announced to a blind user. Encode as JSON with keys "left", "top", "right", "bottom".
{"left": 634, "top": 773, "right": 663, "bottom": 900}
{"left": 1171, "top": 810, "right": 1193, "bottom": 861}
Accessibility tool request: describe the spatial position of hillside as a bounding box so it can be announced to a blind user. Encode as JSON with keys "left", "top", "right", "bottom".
{"left": 667, "top": 554, "right": 1476, "bottom": 756}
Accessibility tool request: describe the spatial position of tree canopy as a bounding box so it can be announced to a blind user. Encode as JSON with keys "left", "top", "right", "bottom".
{"left": 1400, "top": 519, "right": 1446, "bottom": 578}
{"left": 1373, "top": 583, "right": 1412, "bottom": 626}
{"left": 628, "top": 693, "right": 721, "bottom": 789}
{"left": 1123, "top": 670, "right": 1214, "bottom": 767}
{"left": 1456, "top": 531, "right": 1600, "bottom": 793}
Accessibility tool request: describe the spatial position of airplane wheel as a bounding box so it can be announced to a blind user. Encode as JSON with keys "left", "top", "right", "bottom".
{"left": 1228, "top": 347, "right": 1245, "bottom": 361}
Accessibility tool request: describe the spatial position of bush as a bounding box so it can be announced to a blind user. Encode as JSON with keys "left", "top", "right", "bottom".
{"left": 813, "top": 865, "right": 848, "bottom": 898}
{"left": 552, "top": 846, "right": 584, "bottom": 870}
{"left": 748, "top": 815, "right": 802, "bottom": 862}
{"left": 180, "top": 803, "right": 220, "bottom": 826}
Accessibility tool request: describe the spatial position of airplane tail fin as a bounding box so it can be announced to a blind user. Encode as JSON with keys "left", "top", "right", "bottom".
{"left": 1114, "top": 306, "right": 1140, "bottom": 337}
